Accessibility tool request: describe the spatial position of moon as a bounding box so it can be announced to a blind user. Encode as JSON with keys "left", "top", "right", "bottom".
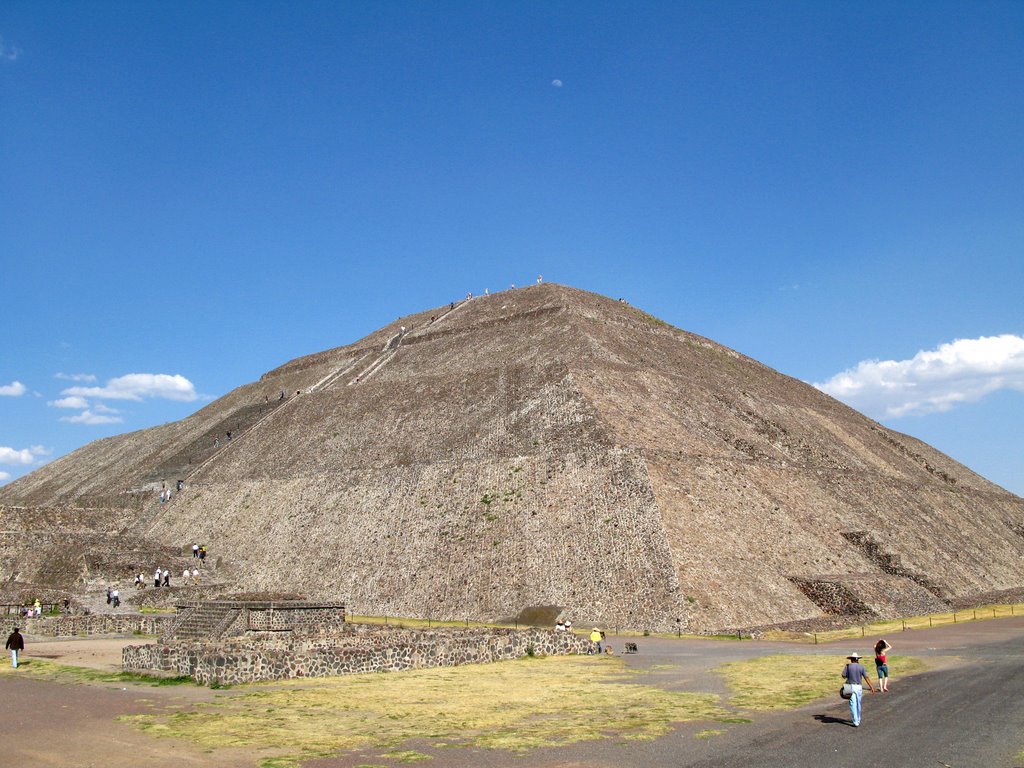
{"left": 551, "top": 79, "right": 563, "bottom": 87}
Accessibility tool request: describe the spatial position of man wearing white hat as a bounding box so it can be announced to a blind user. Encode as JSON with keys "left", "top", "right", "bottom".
{"left": 841, "top": 652, "right": 876, "bottom": 727}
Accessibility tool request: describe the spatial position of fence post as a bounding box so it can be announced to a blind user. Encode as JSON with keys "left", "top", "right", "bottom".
{"left": 953, "top": 613, "right": 956, "bottom": 624}
{"left": 861, "top": 626, "right": 865, "bottom": 637}
{"left": 929, "top": 617, "right": 932, "bottom": 628}
{"left": 973, "top": 610, "right": 977, "bottom": 621}
{"left": 814, "top": 632, "right": 818, "bottom": 645}
{"left": 902, "top": 620, "right": 906, "bottom": 631}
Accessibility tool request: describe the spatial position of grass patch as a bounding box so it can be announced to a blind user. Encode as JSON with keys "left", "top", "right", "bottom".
{"left": 717, "top": 654, "right": 928, "bottom": 711}
{"left": 123, "top": 655, "right": 732, "bottom": 764}
{"left": 695, "top": 729, "right": 724, "bottom": 739}
{"left": 0, "top": 658, "right": 195, "bottom": 687}
{"left": 762, "top": 603, "right": 1024, "bottom": 643}
{"left": 382, "top": 750, "right": 431, "bottom": 763}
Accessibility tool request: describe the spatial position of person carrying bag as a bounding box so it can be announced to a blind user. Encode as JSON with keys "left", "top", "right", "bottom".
{"left": 841, "top": 652, "right": 875, "bottom": 727}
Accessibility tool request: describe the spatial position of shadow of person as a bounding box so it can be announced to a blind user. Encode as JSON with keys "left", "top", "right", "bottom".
{"left": 815, "top": 714, "right": 855, "bottom": 727}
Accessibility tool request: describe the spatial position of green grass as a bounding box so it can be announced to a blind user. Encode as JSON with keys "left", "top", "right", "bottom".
{"left": 762, "top": 603, "right": 1024, "bottom": 643}
{"left": 382, "top": 750, "right": 431, "bottom": 763}
{"left": 717, "top": 654, "right": 928, "bottom": 711}
{"left": 1, "top": 658, "right": 195, "bottom": 687}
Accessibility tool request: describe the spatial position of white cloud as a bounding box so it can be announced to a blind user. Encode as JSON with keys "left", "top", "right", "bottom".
{"left": 49, "top": 395, "right": 90, "bottom": 409}
{"left": 55, "top": 372, "right": 97, "bottom": 383}
{"left": 0, "top": 381, "right": 27, "bottom": 396}
{"left": 62, "top": 373, "right": 198, "bottom": 402}
{"left": 0, "top": 445, "right": 50, "bottom": 465}
{"left": 92, "top": 402, "right": 120, "bottom": 414}
{"left": 60, "top": 409, "right": 124, "bottom": 425}
{"left": 0, "top": 471, "right": 9, "bottom": 482}
{"left": 0, "top": 37, "right": 21, "bottom": 61}
{"left": 815, "top": 334, "right": 1024, "bottom": 418}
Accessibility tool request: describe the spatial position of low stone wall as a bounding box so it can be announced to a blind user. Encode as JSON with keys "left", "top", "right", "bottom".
{"left": 241, "top": 601, "right": 346, "bottom": 633}
{"left": 21, "top": 613, "right": 174, "bottom": 637}
{"left": 124, "top": 626, "right": 590, "bottom": 685}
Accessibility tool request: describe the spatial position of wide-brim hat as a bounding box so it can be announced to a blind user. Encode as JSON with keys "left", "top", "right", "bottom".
{"left": 847, "top": 652, "right": 861, "bottom": 660}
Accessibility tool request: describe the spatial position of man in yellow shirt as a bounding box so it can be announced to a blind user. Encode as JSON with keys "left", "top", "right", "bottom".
{"left": 590, "top": 628, "right": 603, "bottom": 654}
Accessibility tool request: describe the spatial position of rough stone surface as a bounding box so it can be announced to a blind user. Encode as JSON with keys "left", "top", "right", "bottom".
{"left": 166, "top": 600, "right": 347, "bottom": 640}
{"left": 19, "top": 614, "right": 173, "bottom": 637}
{"left": 3, "top": 284, "right": 1024, "bottom": 632}
{"left": 123, "top": 626, "right": 590, "bottom": 685}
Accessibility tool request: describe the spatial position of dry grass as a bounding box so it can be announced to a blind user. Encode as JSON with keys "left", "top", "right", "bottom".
{"left": 0, "top": 658, "right": 193, "bottom": 686}
{"left": 761, "top": 603, "right": 1024, "bottom": 643}
{"left": 121, "top": 655, "right": 731, "bottom": 766}
{"left": 717, "top": 653, "right": 928, "bottom": 710}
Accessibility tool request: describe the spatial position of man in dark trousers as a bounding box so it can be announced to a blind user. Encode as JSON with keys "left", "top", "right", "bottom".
{"left": 6, "top": 626, "right": 24, "bottom": 668}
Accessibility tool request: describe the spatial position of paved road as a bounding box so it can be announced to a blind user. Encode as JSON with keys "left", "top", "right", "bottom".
{"left": 677, "top": 635, "right": 1024, "bottom": 768}
{"left": 320, "top": 620, "right": 1024, "bottom": 768}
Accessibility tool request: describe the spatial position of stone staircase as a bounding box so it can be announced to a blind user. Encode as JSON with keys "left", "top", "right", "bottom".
{"left": 166, "top": 601, "right": 241, "bottom": 641}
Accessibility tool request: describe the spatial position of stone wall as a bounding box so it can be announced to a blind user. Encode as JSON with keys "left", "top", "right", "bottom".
{"left": 21, "top": 613, "right": 174, "bottom": 637}
{"left": 124, "top": 626, "right": 590, "bottom": 685}
{"left": 242, "top": 602, "right": 348, "bottom": 633}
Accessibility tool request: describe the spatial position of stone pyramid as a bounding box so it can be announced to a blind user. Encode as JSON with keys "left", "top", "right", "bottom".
{"left": 3, "top": 283, "right": 1022, "bottom": 631}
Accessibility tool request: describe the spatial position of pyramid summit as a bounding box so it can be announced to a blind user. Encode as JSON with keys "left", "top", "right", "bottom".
{"left": 3, "top": 283, "right": 1023, "bottom": 631}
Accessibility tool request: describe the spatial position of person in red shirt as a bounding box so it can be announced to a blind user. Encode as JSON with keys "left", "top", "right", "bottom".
{"left": 874, "top": 639, "right": 892, "bottom": 692}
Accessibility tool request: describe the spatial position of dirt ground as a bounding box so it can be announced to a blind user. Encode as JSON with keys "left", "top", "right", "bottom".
{"left": 19, "top": 635, "right": 145, "bottom": 671}
{"left": 3, "top": 619, "right": 1024, "bottom": 768}
{"left": 0, "top": 635, "right": 262, "bottom": 768}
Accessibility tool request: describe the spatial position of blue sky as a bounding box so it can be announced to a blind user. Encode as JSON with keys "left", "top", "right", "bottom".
{"left": 1, "top": 2, "right": 1021, "bottom": 494}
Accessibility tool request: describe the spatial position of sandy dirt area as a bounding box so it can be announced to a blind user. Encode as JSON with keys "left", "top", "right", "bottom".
{"left": 17, "top": 635, "right": 139, "bottom": 671}
{"left": 0, "top": 635, "right": 261, "bottom": 768}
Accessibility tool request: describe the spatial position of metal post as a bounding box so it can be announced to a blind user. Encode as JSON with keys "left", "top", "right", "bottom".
{"left": 973, "top": 610, "right": 977, "bottom": 621}
{"left": 929, "top": 617, "right": 932, "bottom": 628}
{"left": 814, "top": 633, "right": 818, "bottom": 645}
{"left": 902, "top": 620, "right": 906, "bottom": 631}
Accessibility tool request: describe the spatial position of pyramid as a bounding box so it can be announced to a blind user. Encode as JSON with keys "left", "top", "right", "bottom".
{"left": 3, "top": 283, "right": 1023, "bottom": 631}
